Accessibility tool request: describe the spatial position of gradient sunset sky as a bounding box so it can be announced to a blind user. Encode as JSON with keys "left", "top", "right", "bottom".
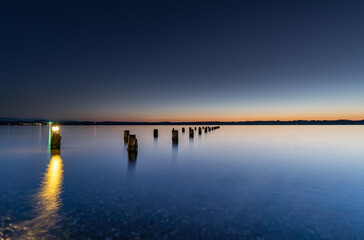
{"left": 1, "top": 0, "right": 364, "bottom": 121}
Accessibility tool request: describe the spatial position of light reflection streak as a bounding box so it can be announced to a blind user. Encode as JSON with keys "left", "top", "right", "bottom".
{"left": 18, "top": 150, "right": 64, "bottom": 239}
{"left": 47, "top": 125, "right": 51, "bottom": 159}
{"left": 38, "top": 151, "right": 63, "bottom": 218}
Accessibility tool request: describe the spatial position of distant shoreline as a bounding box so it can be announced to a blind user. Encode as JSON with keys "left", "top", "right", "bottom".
{"left": 1, "top": 119, "right": 364, "bottom": 125}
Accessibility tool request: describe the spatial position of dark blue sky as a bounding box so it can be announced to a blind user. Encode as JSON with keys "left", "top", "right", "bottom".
{"left": 1, "top": 0, "right": 364, "bottom": 121}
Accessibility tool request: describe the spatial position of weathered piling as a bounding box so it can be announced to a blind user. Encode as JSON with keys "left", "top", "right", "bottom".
{"left": 127, "top": 134, "right": 138, "bottom": 152}
{"left": 172, "top": 129, "right": 179, "bottom": 144}
{"left": 51, "top": 124, "right": 61, "bottom": 149}
{"left": 208, "top": 127, "right": 211, "bottom": 132}
{"left": 154, "top": 129, "right": 158, "bottom": 138}
{"left": 194, "top": 127, "right": 197, "bottom": 130}
{"left": 189, "top": 128, "right": 194, "bottom": 138}
{"left": 205, "top": 127, "right": 208, "bottom": 133}
{"left": 51, "top": 133, "right": 61, "bottom": 149}
{"left": 198, "top": 127, "right": 202, "bottom": 135}
{"left": 182, "top": 127, "right": 185, "bottom": 133}
{"left": 124, "top": 130, "right": 130, "bottom": 141}
{"left": 51, "top": 149, "right": 61, "bottom": 156}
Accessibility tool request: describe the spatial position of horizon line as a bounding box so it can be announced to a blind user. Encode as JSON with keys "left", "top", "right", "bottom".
{"left": 1, "top": 118, "right": 364, "bottom": 125}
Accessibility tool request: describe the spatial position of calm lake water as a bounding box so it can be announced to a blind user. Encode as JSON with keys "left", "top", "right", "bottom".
{"left": 1, "top": 125, "right": 364, "bottom": 239}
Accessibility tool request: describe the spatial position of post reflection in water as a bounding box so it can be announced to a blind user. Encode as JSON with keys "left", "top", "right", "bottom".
{"left": 172, "top": 141, "right": 178, "bottom": 160}
{"left": 128, "top": 151, "right": 137, "bottom": 171}
{"left": 19, "top": 149, "right": 64, "bottom": 238}
{"left": 124, "top": 138, "right": 128, "bottom": 148}
{"left": 154, "top": 136, "right": 158, "bottom": 147}
{"left": 172, "top": 141, "right": 178, "bottom": 152}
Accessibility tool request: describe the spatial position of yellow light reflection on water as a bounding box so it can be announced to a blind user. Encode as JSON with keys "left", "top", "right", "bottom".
{"left": 17, "top": 152, "right": 64, "bottom": 239}
{"left": 39, "top": 153, "right": 63, "bottom": 215}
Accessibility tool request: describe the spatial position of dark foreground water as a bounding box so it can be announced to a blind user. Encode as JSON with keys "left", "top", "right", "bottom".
{"left": 1, "top": 125, "right": 364, "bottom": 240}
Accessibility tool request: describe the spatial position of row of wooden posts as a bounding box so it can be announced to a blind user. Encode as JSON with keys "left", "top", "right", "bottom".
{"left": 123, "top": 126, "right": 221, "bottom": 153}
{"left": 50, "top": 125, "right": 220, "bottom": 153}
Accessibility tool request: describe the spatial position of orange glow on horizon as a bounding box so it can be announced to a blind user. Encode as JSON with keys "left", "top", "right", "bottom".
{"left": 78, "top": 112, "right": 364, "bottom": 122}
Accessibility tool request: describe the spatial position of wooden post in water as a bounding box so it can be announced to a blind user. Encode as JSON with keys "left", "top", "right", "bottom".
{"left": 124, "top": 130, "right": 130, "bottom": 141}
{"left": 189, "top": 128, "right": 194, "bottom": 138}
{"left": 198, "top": 127, "right": 202, "bottom": 135}
{"left": 127, "top": 134, "right": 138, "bottom": 152}
{"left": 51, "top": 124, "right": 61, "bottom": 149}
{"left": 51, "top": 132, "right": 61, "bottom": 149}
{"left": 194, "top": 127, "right": 196, "bottom": 130}
{"left": 208, "top": 127, "right": 211, "bottom": 132}
{"left": 51, "top": 149, "right": 61, "bottom": 156}
{"left": 172, "top": 129, "right": 178, "bottom": 144}
{"left": 205, "top": 127, "right": 208, "bottom": 133}
{"left": 182, "top": 127, "right": 185, "bottom": 133}
{"left": 154, "top": 129, "right": 158, "bottom": 138}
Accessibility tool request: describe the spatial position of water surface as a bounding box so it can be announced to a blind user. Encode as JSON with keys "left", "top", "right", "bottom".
{"left": 1, "top": 125, "right": 364, "bottom": 239}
